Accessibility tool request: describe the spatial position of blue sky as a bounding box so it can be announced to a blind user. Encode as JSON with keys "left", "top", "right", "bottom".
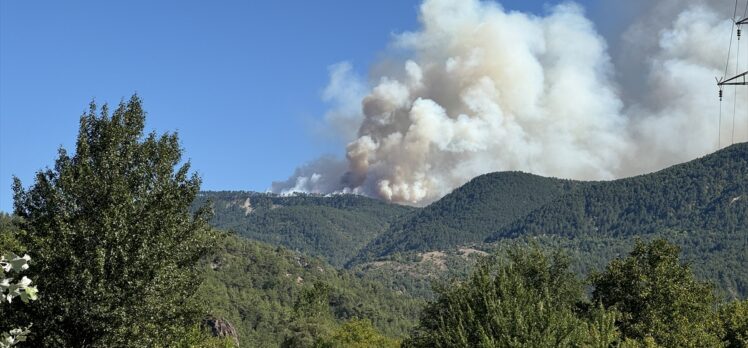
{"left": 0, "top": 0, "right": 618, "bottom": 212}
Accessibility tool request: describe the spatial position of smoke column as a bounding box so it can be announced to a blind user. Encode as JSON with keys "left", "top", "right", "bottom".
{"left": 272, "top": 0, "right": 746, "bottom": 205}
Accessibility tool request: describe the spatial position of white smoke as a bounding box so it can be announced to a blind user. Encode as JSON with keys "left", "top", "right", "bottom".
{"left": 273, "top": 0, "right": 747, "bottom": 205}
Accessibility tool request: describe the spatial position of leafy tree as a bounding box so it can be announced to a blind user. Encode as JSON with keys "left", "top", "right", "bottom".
{"left": 0, "top": 214, "right": 24, "bottom": 255}
{"left": 173, "top": 324, "right": 236, "bottom": 348}
{"left": 316, "top": 319, "right": 399, "bottom": 348}
{"left": 11, "top": 95, "right": 220, "bottom": 346}
{"left": 718, "top": 300, "right": 748, "bottom": 348}
{"left": 282, "top": 281, "right": 337, "bottom": 348}
{"left": 0, "top": 253, "right": 38, "bottom": 347}
{"left": 590, "top": 239, "right": 723, "bottom": 347}
{"left": 403, "top": 247, "right": 619, "bottom": 348}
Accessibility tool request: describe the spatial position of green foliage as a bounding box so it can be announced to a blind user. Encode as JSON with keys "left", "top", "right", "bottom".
{"left": 718, "top": 300, "right": 748, "bottom": 348}
{"left": 172, "top": 324, "right": 236, "bottom": 348}
{"left": 591, "top": 239, "right": 723, "bottom": 347}
{"left": 353, "top": 172, "right": 579, "bottom": 263}
{"left": 196, "top": 234, "right": 423, "bottom": 348}
{"left": 194, "top": 192, "right": 414, "bottom": 267}
{"left": 484, "top": 145, "right": 748, "bottom": 296}
{"left": 283, "top": 281, "right": 338, "bottom": 347}
{"left": 348, "top": 144, "right": 748, "bottom": 298}
{"left": 1, "top": 253, "right": 38, "bottom": 348}
{"left": 11, "top": 96, "right": 220, "bottom": 346}
{"left": 403, "top": 240, "right": 748, "bottom": 347}
{"left": 315, "top": 319, "right": 400, "bottom": 348}
{"left": 489, "top": 229, "right": 748, "bottom": 300}
{"left": 403, "top": 246, "right": 620, "bottom": 348}
{"left": 1, "top": 327, "right": 31, "bottom": 348}
{"left": 0, "top": 214, "right": 24, "bottom": 255}
{"left": 0, "top": 254, "right": 38, "bottom": 304}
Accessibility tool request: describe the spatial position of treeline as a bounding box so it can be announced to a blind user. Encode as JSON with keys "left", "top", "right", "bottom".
{"left": 405, "top": 240, "right": 748, "bottom": 348}
{"left": 493, "top": 231, "right": 748, "bottom": 300}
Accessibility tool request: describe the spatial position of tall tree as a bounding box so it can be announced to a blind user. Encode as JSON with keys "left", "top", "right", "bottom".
{"left": 12, "top": 95, "right": 220, "bottom": 346}
{"left": 718, "top": 300, "right": 748, "bottom": 348}
{"left": 590, "top": 239, "right": 723, "bottom": 347}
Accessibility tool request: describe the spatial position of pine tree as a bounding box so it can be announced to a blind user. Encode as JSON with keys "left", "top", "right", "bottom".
{"left": 11, "top": 95, "right": 220, "bottom": 346}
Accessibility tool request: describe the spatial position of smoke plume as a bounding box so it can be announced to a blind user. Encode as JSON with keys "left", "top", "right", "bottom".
{"left": 272, "top": 0, "right": 747, "bottom": 205}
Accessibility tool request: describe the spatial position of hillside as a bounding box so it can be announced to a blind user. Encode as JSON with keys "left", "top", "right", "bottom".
{"left": 193, "top": 192, "right": 415, "bottom": 267}
{"left": 487, "top": 143, "right": 748, "bottom": 241}
{"left": 349, "top": 172, "right": 581, "bottom": 265}
{"left": 194, "top": 145, "right": 748, "bottom": 298}
{"left": 478, "top": 143, "right": 748, "bottom": 297}
{"left": 196, "top": 233, "right": 423, "bottom": 347}
{"left": 349, "top": 144, "right": 748, "bottom": 298}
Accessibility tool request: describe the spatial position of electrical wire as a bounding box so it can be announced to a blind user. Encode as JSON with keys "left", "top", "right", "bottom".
{"left": 717, "top": 87, "right": 723, "bottom": 148}
{"left": 734, "top": 30, "right": 740, "bottom": 145}
{"left": 724, "top": 0, "right": 739, "bottom": 79}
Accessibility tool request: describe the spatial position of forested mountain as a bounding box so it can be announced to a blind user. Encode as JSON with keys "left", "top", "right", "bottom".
{"left": 193, "top": 192, "right": 414, "bottom": 267}
{"left": 350, "top": 172, "right": 581, "bottom": 264}
{"left": 487, "top": 143, "right": 748, "bottom": 242}
{"left": 349, "top": 143, "right": 748, "bottom": 298}
{"left": 476, "top": 143, "right": 748, "bottom": 298}
{"left": 194, "top": 144, "right": 748, "bottom": 298}
{"left": 196, "top": 233, "right": 423, "bottom": 347}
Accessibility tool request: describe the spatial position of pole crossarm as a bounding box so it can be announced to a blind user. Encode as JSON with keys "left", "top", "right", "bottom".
{"left": 737, "top": 17, "right": 748, "bottom": 25}
{"left": 719, "top": 71, "right": 748, "bottom": 86}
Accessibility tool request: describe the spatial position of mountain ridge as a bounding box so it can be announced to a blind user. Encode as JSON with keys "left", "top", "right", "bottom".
{"left": 348, "top": 172, "right": 584, "bottom": 265}
{"left": 487, "top": 142, "right": 748, "bottom": 242}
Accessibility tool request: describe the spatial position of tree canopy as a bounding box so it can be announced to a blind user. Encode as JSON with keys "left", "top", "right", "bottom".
{"left": 403, "top": 246, "right": 619, "bottom": 348}
{"left": 10, "top": 95, "right": 220, "bottom": 346}
{"left": 404, "top": 240, "right": 748, "bottom": 347}
{"left": 591, "top": 239, "right": 723, "bottom": 347}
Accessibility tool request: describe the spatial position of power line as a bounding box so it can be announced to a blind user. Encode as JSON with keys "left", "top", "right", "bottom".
{"left": 734, "top": 28, "right": 741, "bottom": 145}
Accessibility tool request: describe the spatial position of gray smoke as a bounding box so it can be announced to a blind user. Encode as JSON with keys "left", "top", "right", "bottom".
{"left": 273, "top": 0, "right": 746, "bottom": 205}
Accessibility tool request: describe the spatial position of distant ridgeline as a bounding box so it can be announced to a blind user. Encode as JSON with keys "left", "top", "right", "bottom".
{"left": 196, "top": 143, "right": 748, "bottom": 298}
{"left": 488, "top": 142, "right": 748, "bottom": 241}
{"left": 348, "top": 172, "right": 584, "bottom": 265}
{"left": 191, "top": 192, "right": 414, "bottom": 268}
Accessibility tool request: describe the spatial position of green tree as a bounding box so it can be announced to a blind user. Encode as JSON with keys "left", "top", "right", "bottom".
{"left": 11, "top": 95, "right": 220, "bottom": 346}
{"left": 718, "top": 300, "right": 748, "bottom": 348}
{"left": 282, "top": 281, "right": 337, "bottom": 348}
{"left": 0, "top": 253, "right": 38, "bottom": 347}
{"left": 0, "top": 214, "right": 24, "bottom": 255}
{"left": 403, "top": 247, "right": 619, "bottom": 348}
{"left": 590, "top": 239, "right": 723, "bottom": 347}
{"left": 316, "top": 319, "right": 399, "bottom": 348}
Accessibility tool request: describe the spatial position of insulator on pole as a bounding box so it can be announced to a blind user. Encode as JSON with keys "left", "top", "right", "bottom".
{"left": 720, "top": 89, "right": 724, "bottom": 101}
